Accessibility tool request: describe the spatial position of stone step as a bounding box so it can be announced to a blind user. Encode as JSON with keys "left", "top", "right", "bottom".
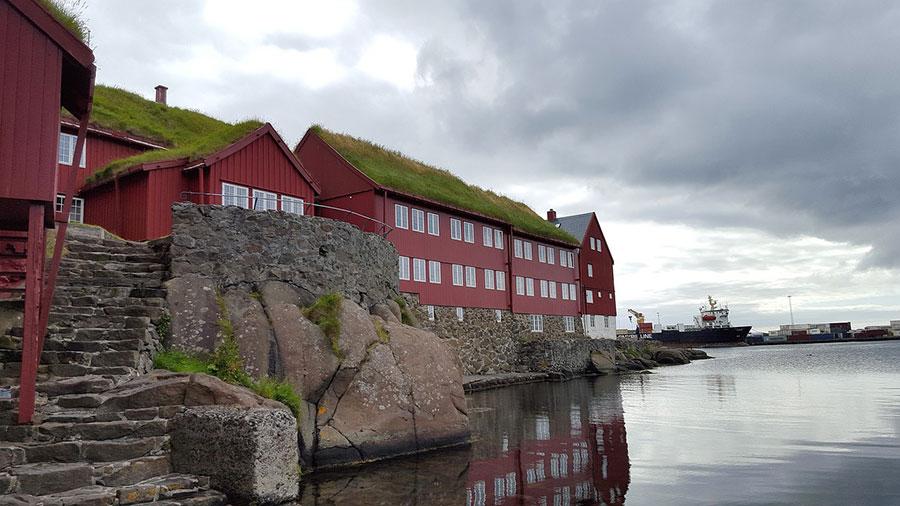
{"left": 63, "top": 251, "right": 164, "bottom": 264}
{"left": 0, "top": 361, "right": 139, "bottom": 379}
{"left": 52, "top": 286, "right": 166, "bottom": 300}
{"left": 58, "top": 260, "right": 166, "bottom": 273}
{"left": 57, "top": 276, "right": 165, "bottom": 289}
{"left": 20, "top": 436, "right": 169, "bottom": 464}
{"left": 64, "top": 240, "right": 155, "bottom": 255}
{"left": 57, "top": 269, "right": 168, "bottom": 281}
{"left": 52, "top": 296, "right": 167, "bottom": 309}
{"left": 34, "top": 419, "right": 169, "bottom": 443}
{"left": 44, "top": 338, "right": 147, "bottom": 354}
{"left": 2, "top": 462, "right": 94, "bottom": 495}
{"left": 48, "top": 316, "right": 152, "bottom": 330}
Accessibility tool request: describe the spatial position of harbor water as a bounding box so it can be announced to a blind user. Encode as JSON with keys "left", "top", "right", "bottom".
{"left": 299, "top": 340, "right": 900, "bottom": 505}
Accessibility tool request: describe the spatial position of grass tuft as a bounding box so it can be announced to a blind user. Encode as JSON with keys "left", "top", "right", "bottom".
{"left": 39, "top": 0, "right": 88, "bottom": 42}
{"left": 153, "top": 350, "right": 210, "bottom": 374}
{"left": 372, "top": 317, "right": 390, "bottom": 343}
{"left": 253, "top": 377, "right": 303, "bottom": 419}
{"left": 303, "top": 294, "right": 343, "bottom": 359}
{"left": 311, "top": 125, "right": 579, "bottom": 244}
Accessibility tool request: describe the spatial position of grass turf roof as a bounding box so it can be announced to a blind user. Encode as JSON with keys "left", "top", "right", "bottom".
{"left": 82, "top": 85, "right": 263, "bottom": 185}
{"left": 39, "top": 0, "right": 88, "bottom": 42}
{"left": 312, "top": 125, "right": 578, "bottom": 244}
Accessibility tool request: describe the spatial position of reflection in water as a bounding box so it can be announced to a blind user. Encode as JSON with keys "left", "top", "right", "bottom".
{"left": 464, "top": 377, "right": 629, "bottom": 506}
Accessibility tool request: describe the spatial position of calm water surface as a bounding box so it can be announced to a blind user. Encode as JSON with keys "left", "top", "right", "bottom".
{"left": 300, "top": 341, "right": 900, "bottom": 505}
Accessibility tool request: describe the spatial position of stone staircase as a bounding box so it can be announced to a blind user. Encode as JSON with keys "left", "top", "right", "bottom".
{"left": 0, "top": 228, "right": 226, "bottom": 505}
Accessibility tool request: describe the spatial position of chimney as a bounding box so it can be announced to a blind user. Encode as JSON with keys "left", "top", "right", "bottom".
{"left": 155, "top": 85, "right": 168, "bottom": 105}
{"left": 547, "top": 209, "right": 557, "bottom": 221}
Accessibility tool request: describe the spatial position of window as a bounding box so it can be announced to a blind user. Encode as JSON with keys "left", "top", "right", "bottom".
{"left": 559, "top": 252, "right": 567, "bottom": 268}
{"left": 586, "top": 290, "right": 594, "bottom": 303}
{"left": 587, "top": 264, "right": 593, "bottom": 277}
{"left": 464, "top": 222, "right": 475, "bottom": 243}
{"left": 398, "top": 256, "right": 410, "bottom": 280}
{"left": 448, "top": 218, "right": 461, "bottom": 240}
{"left": 549, "top": 281, "right": 557, "bottom": 299}
{"left": 590, "top": 237, "right": 596, "bottom": 250}
{"left": 58, "top": 133, "right": 85, "bottom": 167}
{"left": 427, "top": 305, "right": 435, "bottom": 321}
{"left": 496, "top": 271, "right": 506, "bottom": 291}
{"left": 222, "top": 182, "right": 249, "bottom": 209}
{"left": 465, "top": 266, "right": 476, "bottom": 287}
{"left": 596, "top": 238, "right": 602, "bottom": 252}
{"left": 427, "top": 213, "right": 440, "bottom": 236}
{"left": 428, "top": 261, "right": 441, "bottom": 284}
{"left": 516, "top": 276, "right": 525, "bottom": 295}
{"left": 411, "top": 208, "right": 425, "bottom": 233}
{"left": 609, "top": 292, "right": 613, "bottom": 299}
{"left": 514, "top": 239, "right": 523, "bottom": 258}
{"left": 526, "top": 278, "right": 534, "bottom": 297}
{"left": 538, "top": 245, "right": 546, "bottom": 263}
{"left": 281, "top": 196, "right": 304, "bottom": 215}
{"left": 540, "top": 280, "right": 548, "bottom": 298}
{"left": 456, "top": 307, "right": 464, "bottom": 321}
{"left": 56, "top": 194, "right": 84, "bottom": 224}
{"left": 605, "top": 315, "right": 610, "bottom": 327}
{"left": 494, "top": 229, "right": 503, "bottom": 249}
{"left": 251, "top": 189, "right": 277, "bottom": 211}
{"left": 394, "top": 204, "right": 409, "bottom": 229}
{"left": 531, "top": 315, "right": 544, "bottom": 333}
{"left": 568, "top": 252, "right": 575, "bottom": 268}
{"left": 484, "top": 269, "right": 495, "bottom": 290}
{"left": 452, "top": 264, "right": 464, "bottom": 286}
{"left": 547, "top": 247, "right": 555, "bottom": 265}
{"left": 413, "top": 258, "right": 426, "bottom": 282}
{"left": 561, "top": 283, "right": 569, "bottom": 300}
{"left": 569, "top": 284, "right": 577, "bottom": 301}
{"left": 495, "top": 310, "right": 502, "bottom": 323}
{"left": 564, "top": 316, "right": 575, "bottom": 333}
{"left": 483, "top": 226, "right": 493, "bottom": 247}
{"left": 598, "top": 290, "right": 602, "bottom": 299}
{"left": 590, "top": 315, "right": 596, "bottom": 328}
{"left": 523, "top": 242, "right": 533, "bottom": 260}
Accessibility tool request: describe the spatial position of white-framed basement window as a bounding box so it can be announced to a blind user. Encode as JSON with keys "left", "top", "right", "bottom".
{"left": 222, "top": 182, "right": 249, "bottom": 209}
{"left": 252, "top": 189, "right": 277, "bottom": 211}
{"left": 456, "top": 307, "right": 464, "bottom": 321}
{"left": 281, "top": 196, "right": 305, "bottom": 215}
{"left": 427, "top": 305, "right": 435, "bottom": 321}
{"left": 564, "top": 316, "right": 575, "bottom": 333}
{"left": 56, "top": 194, "right": 84, "bottom": 224}
{"left": 531, "top": 314, "right": 543, "bottom": 333}
{"left": 58, "top": 132, "right": 86, "bottom": 167}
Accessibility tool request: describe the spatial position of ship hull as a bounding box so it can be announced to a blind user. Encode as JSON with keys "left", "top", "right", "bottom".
{"left": 653, "top": 326, "right": 752, "bottom": 345}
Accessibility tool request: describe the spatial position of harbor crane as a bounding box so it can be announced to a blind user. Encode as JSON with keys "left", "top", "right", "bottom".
{"left": 627, "top": 309, "right": 645, "bottom": 324}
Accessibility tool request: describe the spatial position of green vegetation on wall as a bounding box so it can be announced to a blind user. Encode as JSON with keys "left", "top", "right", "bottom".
{"left": 303, "top": 293, "right": 343, "bottom": 359}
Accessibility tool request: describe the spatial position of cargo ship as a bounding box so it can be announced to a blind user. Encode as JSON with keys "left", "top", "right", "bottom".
{"left": 653, "top": 296, "right": 751, "bottom": 345}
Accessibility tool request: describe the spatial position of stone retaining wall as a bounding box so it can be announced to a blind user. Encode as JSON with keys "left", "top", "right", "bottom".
{"left": 518, "top": 338, "right": 617, "bottom": 374}
{"left": 168, "top": 203, "right": 398, "bottom": 307}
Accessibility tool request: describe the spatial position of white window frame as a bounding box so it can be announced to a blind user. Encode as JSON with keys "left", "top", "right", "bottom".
{"left": 531, "top": 314, "right": 544, "bottom": 333}
{"left": 495, "top": 309, "right": 502, "bottom": 322}
{"left": 590, "top": 237, "right": 596, "bottom": 250}
{"left": 281, "top": 195, "right": 305, "bottom": 215}
{"left": 465, "top": 266, "right": 476, "bottom": 288}
{"left": 427, "top": 212, "right": 440, "bottom": 236}
{"left": 394, "top": 204, "right": 409, "bottom": 229}
{"left": 586, "top": 290, "right": 594, "bottom": 303}
{"left": 456, "top": 307, "right": 464, "bottom": 321}
{"left": 411, "top": 208, "right": 425, "bottom": 233}
{"left": 464, "top": 222, "right": 475, "bottom": 243}
{"left": 483, "top": 226, "right": 493, "bottom": 247}
{"left": 494, "top": 229, "right": 503, "bottom": 249}
{"left": 547, "top": 247, "right": 555, "bottom": 265}
{"left": 484, "top": 269, "right": 495, "bottom": 290}
{"left": 516, "top": 276, "right": 525, "bottom": 296}
{"left": 568, "top": 252, "right": 575, "bottom": 268}
{"left": 605, "top": 315, "right": 610, "bottom": 327}
{"left": 222, "top": 182, "right": 250, "bottom": 209}
{"left": 590, "top": 315, "right": 596, "bottom": 327}
{"left": 596, "top": 237, "right": 602, "bottom": 252}
{"left": 539, "top": 280, "right": 548, "bottom": 298}
{"left": 561, "top": 283, "right": 569, "bottom": 300}
{"left": 450, "top": 218, "right": 461, "bottom": 240}
{"left": 523, "top": 241, "right": 533, "bottom": 260}
{"left": 538, "top": 245, "right": 546, "bottom": 263}
{"left": 588, "top": 264, "right": 593, "bottom": 277}
{"left": 565, "top": 316, "right": 575, "bottom": 333}
{"left": 598, "top": 290, "right": 602, "bottom": 299}
{"left": 398, "top": 256, "right": 410, "bottom": 281}
{"left": 251, "top": 189, "right": 277, "bottom": 211}
{"left": 58, "top": 132, "right": 86, "bottom": 167}
{"left": 549, "top": 281, "right": 557, "bottom": 299}
{"left": 559, "top": 252, "right": 567, "bottom": 268}
{"left": 570, "top": 284, "right": 577, "bottom": 301}
{"left": 452, "top": 264, "right": 464, "bottom": 286}
{"left": 56, "top": 194, "right": 84, "bottom": 224}
{"left": 413, "top": 258, "right": 426, "bottom": 282}
{"left": 428, "top": 260, "right": 441, "bottom": 284}
{"left": 495, "top": 271, "right": 506, "bottom": 292}
{"left": 526, "top": 278, "right": 534, "bottom": 297}
{"left": 427, "top": 305, "right": 435, "bottom": 321}
{"left": 514, "top": 239, "right": 523, "bottom": 258}
{"left": 609, "top": 292, "right": 613, "bottom": 299}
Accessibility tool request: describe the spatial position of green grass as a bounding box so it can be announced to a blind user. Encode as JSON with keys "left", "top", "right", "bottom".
{"left": 253, "top": 377, "right": 303, "bottom": 419}
{"left": 39, "top": 0, "right": 88, "bottom": 41}
{"left": 153, "top": 350, "right": 210, "bottom": 374}
{"left": 303, "top": 294, "right": 343, "bottom": 359}
{"left": 372, "top": 317, "right": 390, "bottom": 343}
{"left": 311, "top": 126, "right": 579, "bottom": 244}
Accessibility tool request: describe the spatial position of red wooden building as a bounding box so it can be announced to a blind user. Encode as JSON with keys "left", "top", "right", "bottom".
{"left": 77, "top": 123, "right": 320, "bottom": 241}
{"left": 551, "top": 211, "right": 617, "bottom": 339}
{"left": 0, "top": 0, "right": 95, "bottom": 422}
{"left": 294, "top": 127, "right": 583, "bottom": 328}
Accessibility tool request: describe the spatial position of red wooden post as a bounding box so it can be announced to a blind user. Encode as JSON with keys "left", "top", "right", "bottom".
{"left": 17, "top": 204, "right": 45, "bottom": 424}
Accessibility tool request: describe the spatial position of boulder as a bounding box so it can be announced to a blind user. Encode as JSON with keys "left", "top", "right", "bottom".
{"left": 590, "top": 350, "right": 617, "bottom": 375}
{"left": 165, "top": 276, "right": 220, "bottom": 353}
{"left": 654, "top": 348, "right": 690, "bottom": 365}
{"left": 385, "top": 299, "right": 403, "bottom": 322}
{"left": 222, "top": 288, "right": 273, "bottom": 378}
{"left": 258, "top": 281, "right": 315, "bottom": 309}
{"left": 269, "top": 303, "right": 339, "bottom": 404}
{"left": 370, "top": 304, "right": 399, "bottom": 324}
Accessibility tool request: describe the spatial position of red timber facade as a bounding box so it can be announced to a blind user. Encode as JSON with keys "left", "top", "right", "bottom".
{"left": 0, "top": 0, "right": 95, "bottom": 422}
{"left": 294, "top": 128, "right": 582, "bottom": 324}
{"left": 551, "top": 211, "right": 617, "bottom": 339}
{"left": 77, "top": 123, "right": 320, "bottom": 241}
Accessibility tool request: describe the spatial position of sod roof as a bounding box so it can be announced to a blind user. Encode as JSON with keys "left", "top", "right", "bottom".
{"left": 84, "top": 85, "right": 263, "bottom": 185}
{"left": 39, "top": 0, "right": 88, "bottom": 42}
{"left": 312, "top": 126, "right": 578, "bottom": 245}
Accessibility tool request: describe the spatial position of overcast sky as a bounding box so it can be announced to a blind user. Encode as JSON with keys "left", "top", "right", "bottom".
{"left": 79, "top": 0, "right": 900, "bottom": 331}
